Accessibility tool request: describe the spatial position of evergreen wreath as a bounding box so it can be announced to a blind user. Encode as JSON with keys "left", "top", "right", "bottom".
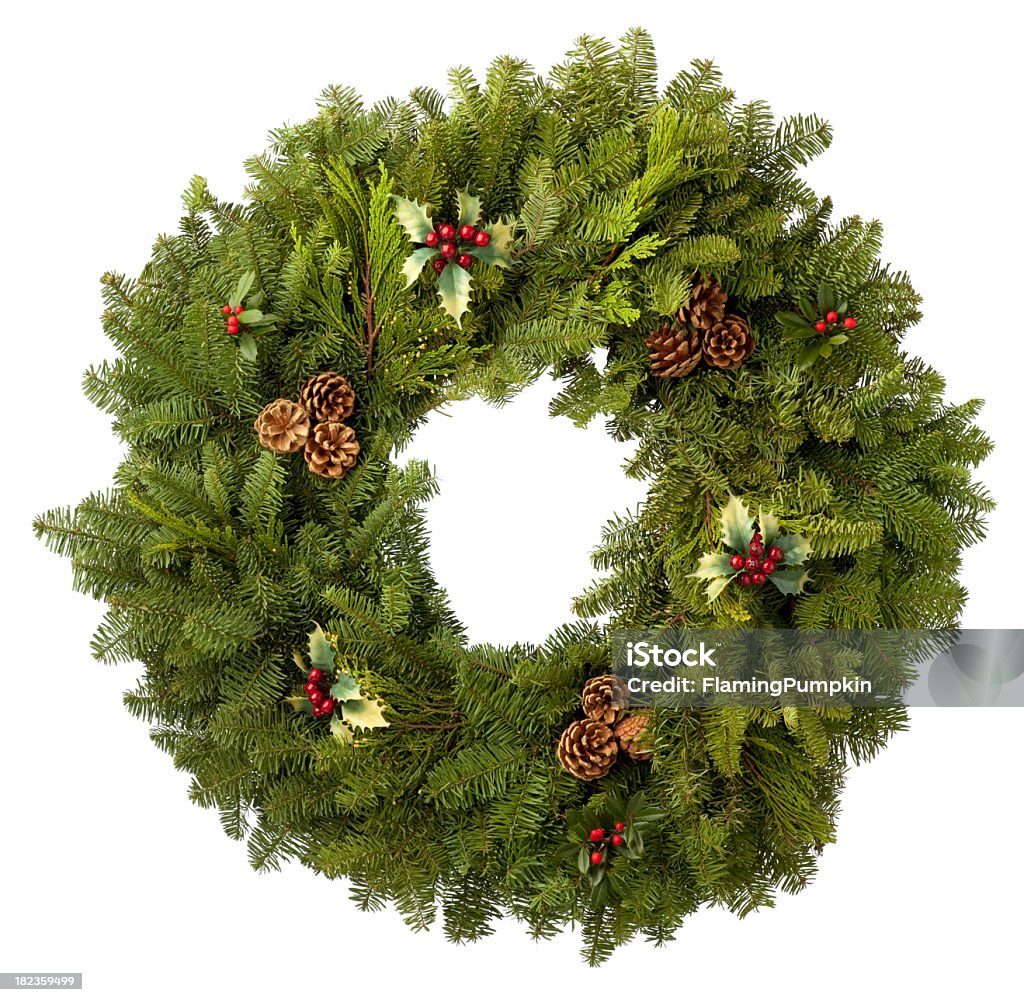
{"left": 34, "top": 30, "right": 992, "bottom": 964}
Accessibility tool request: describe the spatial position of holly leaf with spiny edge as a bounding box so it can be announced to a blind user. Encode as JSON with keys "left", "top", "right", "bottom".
{"left": 330, "top": 714, "right": 354, "bottom": 744}
{"left": 402, "top": 247, "right": 436, "bottom": 287}
{"left": 689, "top": 552, "right": 739, "bottom": 601}
{"left": 720, "top": 495, "right": 754, "bottom": 553}
{"left": 307, "top": 624, "right": 334, "bottom": 672}
{"left": 470, "top": 218, "right": 514, "bottom": 269}
{"left": 393, "top": 195, "right": 434, "bottom": 243}
{"left": 775, "top": 531, "right": 812, "bottom": 566}
{"left": 457, "top": 189, "right": 483, "bottom": 228}
{"left": 330, "top": 673, "right": 362, "bottom": 703}
{"left": 769, "top": 567, "right": 812, "bottom": 596}
{"left": 758, "top": 508, "right": 782, "bottom": 548}
{"left": 436, "top": 263, "right": 473, "bottom": 326}
{"left": 341, "top": 695, "right": 390, "bottom": 731}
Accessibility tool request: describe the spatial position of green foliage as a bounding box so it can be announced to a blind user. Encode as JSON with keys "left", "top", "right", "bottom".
{"left": 34, "top": 29, "right": 991, "bottom": 964}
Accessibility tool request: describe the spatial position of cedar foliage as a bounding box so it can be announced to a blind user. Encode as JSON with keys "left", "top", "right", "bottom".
{"left": 35, "top": 30, "right": 991, "bottom": 964}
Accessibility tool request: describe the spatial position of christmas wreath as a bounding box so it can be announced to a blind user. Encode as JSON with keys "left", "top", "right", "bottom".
{"left": 35, "top": 31, "right": 991, "bottom": 964}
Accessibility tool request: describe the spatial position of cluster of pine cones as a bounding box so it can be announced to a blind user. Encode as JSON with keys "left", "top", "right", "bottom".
{"left": 254, "top": 372, "right": 360, "bottom": 479}
{"left": 557, "top": 675, "right": 653, "bottom": 782}
{"left": 646, "top": 275, "right": 754, "bottom": 377}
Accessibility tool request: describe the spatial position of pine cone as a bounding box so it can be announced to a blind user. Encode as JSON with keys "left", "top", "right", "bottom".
{"left": 703, "top": 314, "right": 755, "bottom": 370}
{"left": 254, "top": 398, "right": 310, "bottom": 454}
{"left": 304, "top": 422, "right": 360, "bottom": 479}
{"left": 298, "top": 372, "right": 356, "bottom": 423}
{"left": 557, "top": 719, "right": 618, "bottom": 781}
{"left": 678, "top": 274, "right": 728, "bottom": 330}
{"left": 581, "top": 674, "right": 629, "bottom": 725}
{"left": 614, "top": 711, "right": 653, "bottom": 762}
{"left": 645, "top": 322, "right": 702, "bottom": 378}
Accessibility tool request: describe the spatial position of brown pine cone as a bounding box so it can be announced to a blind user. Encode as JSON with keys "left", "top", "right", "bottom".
{"left": 614, "top": 711, "right": 653, "bottom": 762}
{"left": 298, "top": 372, "right": 356, "bottom": 423}
{"left": 254, "top": 398, "right": 310, "bottom": 454}
{"left": 703, "top": 314, "right": 755, "bottom": 370}
{"left": 304, "top": 422, "right": 360, "bottom": 479}
{"left": 678, "top": 274, "right": 728, "bottom": 330}
{"left": 645, "top": 322, "right": 702, "bottom": 378}
{"left": 557, "top": 720, "right": 618, "bottom": 781}
{"left": 581, "top": 674, "right": 628, "bottom": 725}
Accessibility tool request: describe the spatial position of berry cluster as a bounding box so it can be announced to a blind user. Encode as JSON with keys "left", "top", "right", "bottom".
{"left": 424, "top": 221, "right": 490, "bottom": 274}
{"left": 813, "top": 310, "right": 857, "bottom": 334}
{"left": 303, "top": 667, "right": 336, "bottom": 720}
{"left": 587, "top": 821, "right": 628, "bottom": 866}
{"left": 221, "top": 303, "right": 243, "bottom": 336}
{"left": 729, "top": 531, "right": 785, "bottom": 589}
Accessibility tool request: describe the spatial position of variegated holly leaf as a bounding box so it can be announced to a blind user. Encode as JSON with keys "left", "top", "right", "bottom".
{"left": 308, "top": 624, "right": 334, "bottom": 672}
{"left": 342, "top": 695, "right": 390, "bottom": 731}
{"left": 284, "top": 694, "right": 313, "bottom": 715}
{"left": 775, "top": 532, "right": 812, "bottom": 566}
{"left": 470, "top": 218, "right": 514, "bottom": 269}
{"left": 691, "top": 552, "right": 736, "bottom": 580}
{"left": 758, "top": 508, "right": 782, "bottom": 548}
{"left": 402, "top": 247, "right": 436, "bottom": 287}
{"left": 392, "top": 195, "right": 434, "bottom": 242}
{"left": 330, "top": 714, "right": 354, "bottom": 744}
{"left": 705, "top": 573, "right": 736, "bottom": 602}
{"left": 720, "top": 495, "right": 754, "bottom": 553}
{"left": 769, "top": 567, "right": 812, "bottom": 596}
{"left": 436, "top": 262, "right": 473, "bottom": 326}
{"left": 330, "top": 673, "right": 362, "bottom": 703}
{"left": 457, "top": 189, "right": 482, "bottom": 228}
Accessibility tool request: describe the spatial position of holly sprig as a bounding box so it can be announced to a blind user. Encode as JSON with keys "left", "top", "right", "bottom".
{"left": 776, "top": 281, "right": 858, "bottom": 368}
{"left": 220, "top": 270, "right": 280, "bottom": 361}
{"left": 691, "top": 496, "right": 813, "bottom": 601}
{"left": 394, "top": 189, "right": 513, "bottom": 326}
{"left": 288, "top": 625, "right": 390, "bottom": 742}
{"left": 556, "top": 792, "right": 665, "bottom": 907}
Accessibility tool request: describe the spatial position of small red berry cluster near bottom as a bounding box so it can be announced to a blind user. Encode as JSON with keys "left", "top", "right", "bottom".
{"left": 730, "top": 532, "right": 784, "bottom": 588}
{"left": 813, "top": 310, "right": 857, "bottom": 334}
{"left": 588, "top": 821, "right": 627, "bottom": 865}
{"left": 304, "top": 667, "right": 335, "bottom": 720}
{"left": 221, "top": 303, "right": 243, "bottom": 335}
{"left": 425, "top": 221, "right": 490, "bottom": 275}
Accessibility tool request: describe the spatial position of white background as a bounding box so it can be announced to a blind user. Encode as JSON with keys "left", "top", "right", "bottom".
{"left": 3, "top": 2, "right": 1022, "bottom": 999}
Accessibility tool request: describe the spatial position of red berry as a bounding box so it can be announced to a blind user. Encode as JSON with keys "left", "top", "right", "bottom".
{"left": 740, "top": 573, "right": 752, "bottom": 588}
{"left": 227, "top": 319, "right": 239, "bottom": 331}
{"left": 424, "top": 231, "right": 440, "bottom": 248}
{"left": 474, "top": 230, "right": 491, "bottom": 247}
{"left": 749, "top": 541, "right": 764, "bottom": 558}
{"left": 826, "top": 311, "right": 839, "bottom": 323}
{"left": 312, "top": 707, "right": 324, "bottom": 719}
{"left": 456, "top": 253, "right": 473, "bottom": 269}
{"left": 221, "top": 304, "right": 232, "bottom": 315}
{"left": 768, "top": 546, "right": 784, "bottom": 562}
{"left": 612, "top": 834, "right": 624, "bottom": 846}
{"left": 309, "top": 690, "right": 323, "bottom": 705}
{"left": 432, "top": 258, "right": 446, "bottom": 274}
{"left": 844, "top": 316, "right": 857, "bottom": 329}
{"left": 304, "top": 681, "right": 317, "bottom": 694}
{"left": 614, "top": 822, "right": 625, "bottom": 832}
{"left": 459, "top": 224, "right": 476, "bottom": 241}
{"left": 319, "top": 698, "right": 335, "bottom": 715}
{"left": 308, "top": 668, "right": 323, "bottom": 683}
{"left": 233, "top": 305, "right": 243, "bottom": 315}
{"left": 440, "top": 242, "right": 457, "bottom": 259}
{"left": 815, "top": 321, "right": 827, "bottom": 333}
{"left": 729, "top": 554, "right": 745, "bottom": 571}
{"left": 745, "top": 556, "right": 760, "bottom": 572}
{"left": 438, "top": 223, "right": 456, "bottom": 241}
{"left": 760, "top": 559, "right": 776, "bottom": 575}
{"left": 589, "top": 828, "right": 604, "bottom": 843}
{"left": 752, "top": 572, "right": 767, "bottom": 586}
{"left": 590, "top": 851, "right": 603, "bottom": 865}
